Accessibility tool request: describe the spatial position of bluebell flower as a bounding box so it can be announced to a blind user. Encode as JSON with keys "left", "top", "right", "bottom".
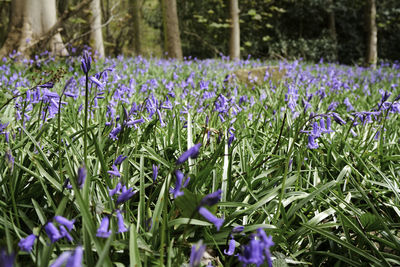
{"left": 66, "top": 246, "right": 83, "bottom": 267}
{"left": 18, "top": 234, "right": 36, "bottom": 251}
{"left": 0, "top": 249, "right": 14, "bottom": 267}
{"left": 332, "top": 113, "right": 346, "bottom": 125}
{"left": 96, "top": 216, "right": 111, "bottom": 238}
{"left": 189, "top": 242, "right": 206, "bottom": 267}
{"left": 50, "top": 252, "right": 72, "bottom": 267}
{"left": 176, "top": 143, "right": 202, "bottom": 165}
{"left": 308, "top": 135, "right": 319, "bottom": 149}
{"left": 89, "top": 76, "right": 104, "bottom": 88}
{"left": 59, "top": 225, "right": 73, "bottom": 242}
{"left": 237, "top": 236, "right": 265, "bottom": 267}
{"left": 198, "top": 207, "right": 224, "bottom": 231}
{"left": 257, "top": 229, "right": 274, "bottom": 267}
{"left": 327, "top": 101, "right": 339, "bottom": 112}
{"left": 200, "top": 189, "right": 222, "bottom": 207}
{"left": 232, "top": 226, "right": 244, "bottom": 233}
{"left": 152, "top": 164, "right": 158, "bottom": 182}
{"left": 224, "top": 236, "right": 236, "bottom": 256}
{"left": 77, "top": 166, "right": 86, "bottom": 188}
{"left": 116, "top": 210, "right": 128, "bottom": 233}
{"left": 109, "top": 182, "right": 122, "bottom": 197}
{"left": 109, "top": 124, "right": 122, "bottom": 140}
{"left": 81, "top": 51, "right": 91, "bottom": 74}
{"left": 45, "top": 222, "right": 62, "bottom": 243}
{"left": 107, "top": 164, "right": 121, "bottom": 178}
{"left": 170, "top": 170, "right": 185, "bottom": 198}
{"left": 114, "top": 155, "right": 127, "bottom": 165}
{"left": 116, "top": 187, "right": 135, "bottom": 205}
{"left": 54, "top": 216, "right": 75, "bottom": 231}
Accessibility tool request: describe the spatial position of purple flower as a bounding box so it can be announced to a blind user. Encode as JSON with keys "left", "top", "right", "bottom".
{"left": 54, "top": 216, "right": 75, "bottom": 231}
{"left": 89, "top": 76, "right": 104, "bottom": 88}
{"left": 257, "top": 229, "right": 274, "bottom": 267}
{"left": 109, "top": 124, "right": 122, "bottom": 140}
{"left": 170, "top": 170, "right": 185, "bottom": 198}
{"left": 152, "top": 164, "right": 158, "bottom": 182}
{"left": 96, "top": 216, "right": 111, "bottom": 238}
{"left": 200, "top": 189, "right": 222, "bottom": 207}
{"left": 307, "top": 135, "right": 319, "bottom": 149}
{"left": 81, "top": 50, "right": 91, "bottom": 74}
{"left": 116, "top": 187, "right": 135, "bottom": 205}
{"left": 50, "top": 251, "right": 72, "bottom": 267}
{"left": 59, "top": 225, "right": 73, "bottom": 242}
{"left": 114, "top": 155, "right": 127, "bottom": 165}
{"left": 109, "top": 182, "right": 122, "bottom": 197}
{"left": 107, "top": 164, "right": 121, "bottom": 178}
{"left": 50, "top": 246, "right": 83, "bottom": 267}
{"left": 66, "top": 246, "right": 83, "bottom": 267}
{"left": 332, "top": 113, "right": 346, "bottom": 125}
{"left": 224, "top": 237, "right": 236, "bottom": 256}
{"left": 77, "top": 166, "right": 86, "bottom": 188}
{"left": 45, "top": 222, "right": 62, "bottom": 243}
{"left": 176, "top": 143, "right": 202, "bottom": 165}
{"left": 18, "top": 234, "right": 36, "bottom": 251}
{"left": 189, "top": 242, "right": 206, "bottom": 267}
{"left": 0, "top": 249, "right": 14, "bottom": 267}
{"left": 237, "top": 237, "right": 265, "bottom": 267}
{"left": 232, "top": 226, "right": 244, "bottom": 233}
{"left": 116, "top": 210, "right": 128, "bottom": 233}
{"left": 198, "top": 207, "right": 224, "bottom": 231}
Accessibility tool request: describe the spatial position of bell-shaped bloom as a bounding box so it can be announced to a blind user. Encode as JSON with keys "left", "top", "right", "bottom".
{"left": 0, "top": 249, "right": 14, "bottom": 267}
{"left": 114, "top": 155, "right": 127, "bottom": 165}
{"left": 232, "top": 226, "right": 244, "bottom": 233}
{"left": 81, "top": 50, "right": 91, "bottom": 74}
{"left": 45, "top": 222, "right": 62, "bottom": 243}
{"left": 116, "top": 187, "right": 135, "bottom": 205}
{"left": 107, "top": 164, "right": 121, "bottom": 178}
{"left": 237, "top": 237, "right": 265, "bottom": 267}
{"left": 89, "top": 76, "right": 104, "bottom": 88}
{"left": 307, "top": 135, "right": 319, "bottom": 150}
{"left": 152, "top": 164, "right": 158, "bottom": 182}
{"left": 189, "top": 242, "right": 206, "bottom": 267}
{"left": 224, "top": 236, "right": 236, "bottom": 256}
{"left": 116, "top": 210, "right": 128, "bottom": 233}
{"left": 18, "top": 234, "right": 36, "bottom": 252}
{"left": 332, "top": 113, "right": 346, "bottom": 125}
{"left": 96, "top": 216, "right": 111, "bottom": 238}
{"left": 200, "top": 189, "right": 222, "bottom": 207}
{"left": 170, "top": 170, "right": 185, "bottom": 198}
{"left": 54, "top": 216, "right": 75, "bottom": 231}
{"left": 176, "top": 143, "right": 202, "bottom": 165}
{"left": 77, "top": 166, "right": 86, "bottom": 188}
{"left": 198, "top": 207, "right": 224, "bottom": 231}
{"left": 59, "top": 225, "right": 73, "bottom": 242}
{"left": 109, "top": 182, "right": 122, "bottom": 197}
{"left": 66, "top": 246, "right": 83, "bottom": 267}
{"left": 50, "top": 251, "right": 72, "bottom": 267}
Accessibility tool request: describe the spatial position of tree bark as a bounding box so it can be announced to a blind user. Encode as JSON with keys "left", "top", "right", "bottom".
{"left": 161, "top": 0, "right": 182, "bottom": 60}
{"left": 366, "top": 0, "right": 377, "bottom": 67}
{"left": 131, "top": 0, "right": 142, "bottom": 56}
{"left": 89, "top": 0, "right": 105, "bottom": 58}
{"left": 229, "top": 0, "right": 240, "bottom": 60}
{"left": 0, "top": 0, "right": 68, "bottom": 58}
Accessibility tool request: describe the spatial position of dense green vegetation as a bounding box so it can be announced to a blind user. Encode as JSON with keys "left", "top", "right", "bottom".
{"left": 0, "top": 54, "right": 400, "bottom": 266}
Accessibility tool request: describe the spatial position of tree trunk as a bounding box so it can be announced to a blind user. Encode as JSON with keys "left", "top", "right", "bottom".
{"left": 131, "top": 0, "right": 142, "bottom": 56}
{"left": 161, "top": 0, "right": 182, "bottom": 60}
{"left": 0, "top": 0, "right": 68, "bottom": 58}
{"left": 229, "top": 0, "right": 240, "bottom": 60}
{"left": 366, "top": 0, "right": 377, "bottom": 67}
{"left": 89, "top": 0, "right": 105, "bottom": 58}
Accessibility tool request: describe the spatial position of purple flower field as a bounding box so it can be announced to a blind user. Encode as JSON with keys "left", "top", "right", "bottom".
{"left": 0, "top": 53, "right": 400, "bottom": 266}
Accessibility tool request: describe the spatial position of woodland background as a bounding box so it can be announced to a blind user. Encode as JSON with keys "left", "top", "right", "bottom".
{"left": 0, "top": 0, "right": 399, "bottom": 65}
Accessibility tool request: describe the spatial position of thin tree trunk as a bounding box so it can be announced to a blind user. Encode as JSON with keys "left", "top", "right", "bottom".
{"left": 161, "top": 0, "right": 182, "bottom": 59}
{"left": 229, "top": 0, "right": 240, "bottom": 60}
{"left": 0, "top": 0, "right": 68, "bottom": 58}
{"left": 89, "top": 0, "right": 105, "bottom": 58}
{"left": 131, "top": 0, "right": 142, "bottom": 56}
{"left": 366, "top": 0, "right": 377, "bottom": 67}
